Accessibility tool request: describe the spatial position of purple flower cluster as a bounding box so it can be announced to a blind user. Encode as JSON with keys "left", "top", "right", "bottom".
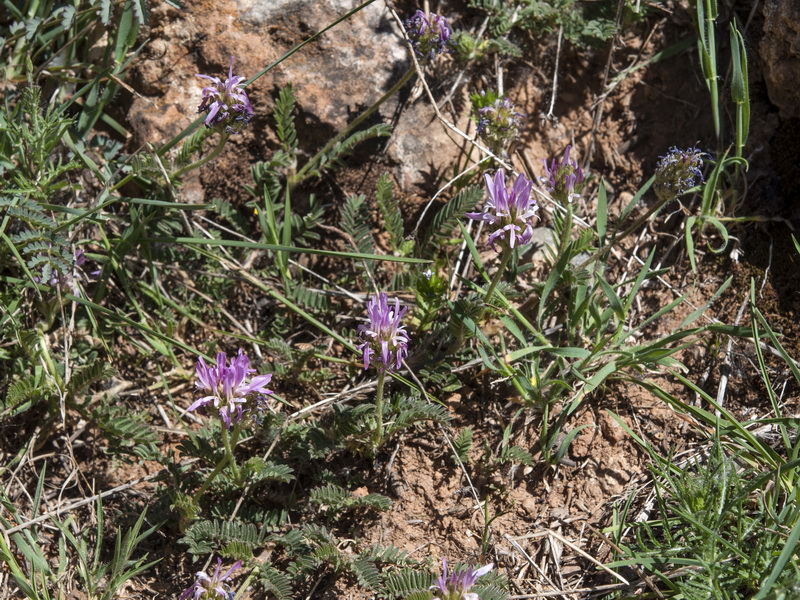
{"left": 180, "top": 558, "right": 242, "bottom": 600}
{"left": 541, "top": 145, "right": 586, "bottom": 203}
{"left": 196, "top": 57, "right": 254, "bottom": 133}
{"left": 466, "top": 169, "right": 538, "bottom": 251}
{"left": 190, "top": 350, "right": 273, "bottom": 428}
{"left": 431, "top": 559, "right": 493, "bottom": 600}
{"left": 404, "top": 10, "right": 453, "bottom": 61}
{"left": 654, "top": 146, "right": 708, "bottom": 202}
{"left": 357, "top": 293, "right": 410, "bottom": 372}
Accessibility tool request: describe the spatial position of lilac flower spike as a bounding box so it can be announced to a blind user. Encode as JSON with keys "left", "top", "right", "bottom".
{"left": 190, "top": 349, "right": 273, "bottom": 428}
{"left": 180, "top": 558, "right": 242, "bottom": 600}
{"left": 357, "top": 293, "right": 410, "bottom": 372}
{"left": 466, "top": 169, "right": 538, "bottom": 251}
{"left": 431, "top": 559, "right": 494, "bottom": 600}
{"left": 541, "top": 145, "right": 586, "bottom": 203}
{"left": 196, "top": 56, "right": 254, "bottom": 133}
{"left": 404, "top": 10, "right": 453, "bottom": 61}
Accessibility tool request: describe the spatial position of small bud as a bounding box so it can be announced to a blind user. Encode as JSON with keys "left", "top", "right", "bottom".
{"left": 475, "top": 94, "right": 524, "bottom": 158}
{"left": 541, "top": 145, "right": 586, "bottom": 204}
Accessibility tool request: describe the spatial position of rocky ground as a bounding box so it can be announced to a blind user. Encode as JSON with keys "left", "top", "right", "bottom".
{"left": 3, "top": 0, "right": 800, "bottom": 598}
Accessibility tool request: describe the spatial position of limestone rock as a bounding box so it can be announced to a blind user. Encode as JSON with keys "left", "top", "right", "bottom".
{"left": 761, "top": 0, "right": 800, "bottom": 118}
{"left": 128, "top": 0, "right": 463, "bottom": 193}
{"left": 237, "top": 0, "right": 408, "bottom": 133}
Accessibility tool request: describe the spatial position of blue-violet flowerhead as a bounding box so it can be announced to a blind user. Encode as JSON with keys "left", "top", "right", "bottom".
{"left": 541, "top": 145, "right": 586, "bottom": 203}
{"left": 357, "top": 293, "right": 410, "bottom": 372}
{"left": 654, "top": 146, "right": 708, "bottom": 202}
{"left": 180, "top": 558, "right": 242, "bottom": 600}
{"left": 477, "top": 96, "right": 524, "bottom": 157}
{"left": 466, "top": 169, "right": 538, "bottom": 251}
{"left": 404, "top": 10, "right": 453, "bottom": 61}
{"left": 190, "top": 349, "right": 273, "bottom": 429}
{"left": 431, "top": 559, "right": 493, "bottom": 600}
{"left": 196, "top": 56, "right": 254, "bottom": 134}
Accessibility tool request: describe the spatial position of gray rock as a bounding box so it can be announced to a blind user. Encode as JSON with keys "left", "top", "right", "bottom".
{"left": 761, "top": 0, "right": 800, "bottom": 118}
{"left": 236, "top": 0, "right": 462, "bottom": 193}
{"left": 247, "top": 0, "right": 409, "bottom": 132}
{"left": 128, "top": 0, "right": 462, "bottom": 194}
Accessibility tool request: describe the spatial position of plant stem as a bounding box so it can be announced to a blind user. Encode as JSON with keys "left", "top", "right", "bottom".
{"left": 292, "top": 66, "right": 416, "bottom": 185}
{"left": 704, "top": 0, "right": 720, "bottom": 142}
{"left": 556, "top": 200, "right": 574, "bottom": 260}
{"left": 172, "top": 132, "right": 229, "bottom": 179}
{"left": 373, "top": 369, "right": 387, "bottom": 450}
{"left": 480, "top": 247, "right": 512, "bottom": 318}
{"left": 223, "top": 423, "right": 242, "bottom": 485}
{"left": 192, "top": 423, "right": 242, "bottom": 502}
{"left": 192, "top": 452, "right": 229, "bottom": 503}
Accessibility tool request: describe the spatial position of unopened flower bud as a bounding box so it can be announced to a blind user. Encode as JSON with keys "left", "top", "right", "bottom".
{"left": 476, "top": 96, "right": 524, "bottom": 158}
{"left": 541, "top": 145, "right": 586, "bottom": 204}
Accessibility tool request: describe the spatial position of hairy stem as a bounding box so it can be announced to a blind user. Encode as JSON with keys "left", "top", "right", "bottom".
{"left": 192, "top": 451, "right": 230, "bottom": 503}
{"left": 556, "top": 200, "right": 574, "bottom": 260}
{"left": 372, "top": 369, "right": 387, "bottom": 450}
{"left": 223, "top": 423, "right": 242, "bottom": 485}
{"left": 480, "top": 247, "right": 512, "bottom": 317}
{"left": 192, "top": 423, "right": 242, "bottom": 502}
{"left": 172, "top": 132, "right": 229, "bottom": 179}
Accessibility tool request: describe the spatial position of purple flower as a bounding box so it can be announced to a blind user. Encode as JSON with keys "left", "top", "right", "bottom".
{"left": 654, "top": 146, "right": 708, "bottom": 202}
{"left": 196, "top": 56, "right": 254, "bottom": 133}
{"left": 357, "top": 293, "right": 410, "bottom": 372}
{"left": 431, "top": 559, "right": 493, "bottom": 600}
{"left": 404, "top": 10, "right": 453, "bottom": 61}
{"left": 541, "top": 145, "right": 586, "bottom": 203}
{"left": 180, "top": 558, "right": 242, "bottom": 600}
{"left": 466, "top": 169, "right": 539, "bottom": 251}
{"left": 189, "top": 349, "right": 273, "bottom": 429}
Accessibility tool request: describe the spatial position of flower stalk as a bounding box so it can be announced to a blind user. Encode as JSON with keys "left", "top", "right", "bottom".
{"left": 481, "top": 247, "right": 512, "bottom": 315}
{"left": 191, "top": 422, "right": 243, "bottom": 504}
{"left": 373, "top": 369, "right": 387, "bottom": 449}
{"left": 172, "top": 132, "right": 229, "bottom": 180}
{"left": 357, "top": 293, "right": 410, "bottom": 451}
